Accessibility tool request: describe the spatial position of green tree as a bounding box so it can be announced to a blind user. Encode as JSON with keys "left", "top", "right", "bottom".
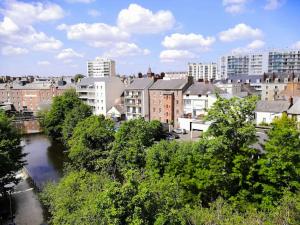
{"left": 0, "top": 110, "right": 26, "bottom": 195}
{"left": 109, "top": 118, "right": 164, "bottom": 179}
{"left": 68, "top": 115, "right": 115, "bottom": 171}
{"left": 62, "top": 103, "right": 92, "bottom": 144}
{"left": 74, "top": 74, "right": 85, "bottom": 83}
{"left": 41, "top": 89, "right": 82, "bottom": 140}
{"left": 257, "top": 115, "right": 300, "bottom": 207}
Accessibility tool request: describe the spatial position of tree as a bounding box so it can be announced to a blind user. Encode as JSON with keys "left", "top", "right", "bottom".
{"left": 62, "top": 103, "right": 92, "bottom": 144}
{"left": 74, "top": 74, "right": 85, "bottom": 83}
{"left": 109, "top": 118, "right": 164, "bottom": 179}
{"left": 257, "top": 115, "right": 300, "bottom": 207}
{"left": 41, "top": 89, "right": 83, "bottom": 140}
{"left": 68, "top": 115, "right": 115, "bottom": 171}
{"left": 203, "top": 96, "right": 260, "bottom": 204}
{"left": 0, "top": 110, "right": 26, "bottom": 195}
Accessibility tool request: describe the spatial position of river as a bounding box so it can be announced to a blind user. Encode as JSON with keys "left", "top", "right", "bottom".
{"left": 11, "top": 134, "right": 67, "bottom": 225}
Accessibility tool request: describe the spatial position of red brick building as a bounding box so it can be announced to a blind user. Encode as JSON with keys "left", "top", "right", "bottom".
{"left": 149, "top": 78, "right": 192, "bottom": 127}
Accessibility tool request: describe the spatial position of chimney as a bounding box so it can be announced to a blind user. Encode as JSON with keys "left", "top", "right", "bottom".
{"left": 289, "top": 96, "right": 294, "bottom": 107}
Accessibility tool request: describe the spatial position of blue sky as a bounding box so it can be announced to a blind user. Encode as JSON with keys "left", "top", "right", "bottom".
{"left": 0, "top": 0, "right": 300, "bottom": 76}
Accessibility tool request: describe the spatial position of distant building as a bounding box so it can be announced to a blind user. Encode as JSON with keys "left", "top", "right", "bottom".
{"left": 76, "top": 77, "right": 124, "bottom": 116}
{"left": 219, "top": 50, "right": 300, "bottom": 79}
{"left": 164, "top": 71, "right": 188, "bottom": 80}
{"left": 0, "top": 81, "right": 73, "bottom": 114}
{"left": 188, "top": 63, "right": 217, "bottom": 81}
{"left": 124, "top": 78, "right": 154, "bottom": 120}
{"left": 149, "top": 78, "right": 193, "bottom": 127}
{"left": 87, "top": 57, "right": 116, "bottom": 77}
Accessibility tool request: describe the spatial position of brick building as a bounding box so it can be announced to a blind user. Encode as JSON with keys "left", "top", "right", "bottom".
{"left": 149, "top": 78, "right": 193, "bottom": 127}
{"left": 0, "top": 81, "right": 74, "bottom": 114}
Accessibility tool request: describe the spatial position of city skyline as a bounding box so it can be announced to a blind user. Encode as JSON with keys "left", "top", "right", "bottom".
{"left": 0, "top": 0, "right": 300, "bottom": 76}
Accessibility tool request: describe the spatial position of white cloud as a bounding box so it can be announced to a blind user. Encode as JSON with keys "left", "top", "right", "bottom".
{"left": 162, "top": 33, "right": 215, "bottom": 51}
{"left": 223, "top": 0, "right": 249, "bottom": 14}
{"left": 160, "top": 50, "right": 196, "bottom": 62}
{"left": 88, "top": 9, "right": 101, "bottom": 17}
{"left": 56, "top": 48, "right": 83, "bottom": 60}
{"left": 1, "top": 46, "right": 28, "bottom": 55}
{"left": 0, "top": 17, "right": 19, "bottom": 36}
{"left": 292, "top": 41, "right": 300, "bottom": 49}
{"left": 57, "top": 23, "right": 129, "bottom": 47}
{"left": 231, "top": 39, "right": 265, "bottom": 54}
{"left": 38, "top": 60, "right": 50, "bottom": 66}
{"left": 103, "top": 42, "right": 150, "bottom": 58}
{"left": 66, "top": 0, "right": 95, "bottom": 3}
{"left": 117, "top": 4, "right": 175, "bottom": 34}
{"left": 219, "top": 23, "right": 263, "bottom": 42}
{"left": 2, "top": 1, "right": 64, "bottom": 26}
{"left": 264, "top": 0, "right": 286, "bottom": 10}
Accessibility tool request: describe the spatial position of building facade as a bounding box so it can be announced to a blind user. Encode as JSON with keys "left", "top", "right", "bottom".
{"left": 124, "top": 78, "right": 154, "bottom": 120}
{"left": 149, "top": 78, "right": 192, "bottom": 127}
{"left": 188, "top": 63, "right": 217, "bottom": 81}
{"left": 163, "top": 71, "right": 188, "bottom": 80}
{"left": 87, "top": 57, "right": 116, "bottom": 77}
{"left": 76, "top": 77, "right": 124, "bottom": 115}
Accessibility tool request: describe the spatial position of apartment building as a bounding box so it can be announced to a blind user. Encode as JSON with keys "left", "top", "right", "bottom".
{"left": 219, "top": 50, "right": 300, "bottom": 79}
{"left": 87, "top": 57, "right": 116, "bottom": 77}
{"left": 0, "top": 81, "right": 73, "bottom": 114}
{"left": 188, "top": 63, "right": 217, "bottom": 81}
{"left": 149, "top": 78, "right": 192, "bottom": 127}
{"left": 163, "top": 71, "right": 188, "bottom": 80}
{"left": 124, "top": 78, "right": 154, "bottom": 120}
{"left": 76, "top": 77, "right": 124, "bottom": 116}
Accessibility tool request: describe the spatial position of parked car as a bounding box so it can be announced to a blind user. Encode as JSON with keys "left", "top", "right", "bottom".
{"left": 173, "top": 128, "right": 187, "bottom": 134}
{"left": 163, "top": 132, "right": 179, "bottom": 140}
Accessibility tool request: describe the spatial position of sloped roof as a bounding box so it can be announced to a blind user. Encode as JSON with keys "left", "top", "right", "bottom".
{"left": 126, "top": 78, "right": 153, "bottom": 90}
{"left": 149, "top": 79, "right": 188, "bottom": 90}
{"left": 287, "top": 100, "right": 300, "bottom": 114}
{"left": 255, "top": 100, "right": 290, "bottom": 113}
{"left": 184, "top": 82, "right": 225, "bottom": 95}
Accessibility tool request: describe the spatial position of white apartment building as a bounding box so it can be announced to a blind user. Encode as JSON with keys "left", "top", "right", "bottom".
{"left": 219, "top": 50, "right": 300, "bottom": 79}
{"left": 124, "top": 78, "right": 154, "bottom": 120}
{"left": 163, "top": 71, "right": 188, "bottom": 80}
{"left": 87, "top": 57, "right": 116, "bottom": 77}
{"left": 188, "top": 63, "right": 217, "bottom": 81}
{"left": 76, "top": 77, "right": 124, "bottom": 116}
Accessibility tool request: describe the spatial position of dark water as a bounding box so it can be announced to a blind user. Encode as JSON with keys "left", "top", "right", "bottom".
{"left": 22, "top": 134, "right": 67, "bottom": 188}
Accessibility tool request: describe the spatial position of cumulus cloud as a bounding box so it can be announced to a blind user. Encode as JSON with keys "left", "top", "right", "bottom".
{"left": 231, "top": 39, "right": 265, "bottom": 54}
{"left": 103, "top": 42, "right": 150, "bottom": 58}
{"left": 162, "top": 33, "right": 215, "bottom": 51}
{"left": 88, "top": 9, "right": 101, "bottom": 17}
{"left": 0, "top": 1, "right": 64, "bottom": 52}
{"left": 66, "top": 0, "right": 95, "bottom": 3}
{"left": 219, "top": 23, "right": 263, "bottom": 42}
{"left": 1, "top": 46, "right": 28, "bottom": 55}
{"left": 160, "top": 50, "right": 196, "bottom": 63}
{"left": 117, "top": 4, "right": 175, "bottom": 34}
{"left": 264, "top": 0, "right": 286, "bottom": 10}
{"left": 37, "top": 60, "right": 50, "bottom": 66}
{"left": 223, "top": 0, "right": 249, "bottom": 14}
{"left": 57, "top": 23, "right": 129, "bottom": 47}
{"left": 56, "top": 48, "right": 83, "bottom": 60}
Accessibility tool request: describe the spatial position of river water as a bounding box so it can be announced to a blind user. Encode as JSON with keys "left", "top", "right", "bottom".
{"left": 11, "top": 133, "right": 67, "bottom": 225}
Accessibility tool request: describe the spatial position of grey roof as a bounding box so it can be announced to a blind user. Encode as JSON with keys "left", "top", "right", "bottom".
{"left": 78, "top": 77, "right": 120, "bottom": 86}
{"left": 184, "top": 82, "right": 225, "bottom": 95}
{"left": 126, "top": 78, "right": 154, "bottom": 90}
{"left": 287, "top": 100, "right": 300, "bottom": 114}
{"left": 149, "top": 79, "right": 188, "bottom": 90}
{"left": 255, "top": 100, "right": 290, "bottom": 113}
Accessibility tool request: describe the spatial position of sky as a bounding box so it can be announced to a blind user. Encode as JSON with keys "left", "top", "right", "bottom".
{"left": 0, "top": 0, "right": 300, "bottom": 76}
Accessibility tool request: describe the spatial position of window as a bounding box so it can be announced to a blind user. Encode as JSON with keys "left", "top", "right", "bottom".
{"left": 176, "top": 100, "right": 179, "bottom": 104}
{"left": 159, "top": 108, "right": 161, "bottom": 113}
{"left": 153, "top": 108, "right": 156, "bottom": 112}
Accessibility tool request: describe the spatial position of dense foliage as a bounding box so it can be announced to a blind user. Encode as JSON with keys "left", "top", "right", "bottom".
{"left": 40, "top": 89, "right": 92, "bottom": 142}
{"left": 0, "top": 110, "right": 26, "bottom": 195}
{"left": 41, "top": 96, "right": 300, "bottom": 225}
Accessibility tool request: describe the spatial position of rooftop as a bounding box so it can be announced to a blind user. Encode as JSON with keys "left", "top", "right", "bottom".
{"left": 255, "top": 100, "right": 291, "bottom": 113}
{"left": 78, "top": 77, "right": 120, "bottom": 86}
{"left": 287, "top": 99, "right": 300, "bottom": 114}
{"left": 149, "top": 79, "right": 188, "bottom": 90}
{"left": 126, "top": 78, "right": 154, "bottom": 90}
{"left": 184, "top": 82, "right": 225, "bottom": 95}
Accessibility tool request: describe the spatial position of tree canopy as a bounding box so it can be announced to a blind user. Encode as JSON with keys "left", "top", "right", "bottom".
{"left": 0, "top": 110, "right": 26, "bottom": 195}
